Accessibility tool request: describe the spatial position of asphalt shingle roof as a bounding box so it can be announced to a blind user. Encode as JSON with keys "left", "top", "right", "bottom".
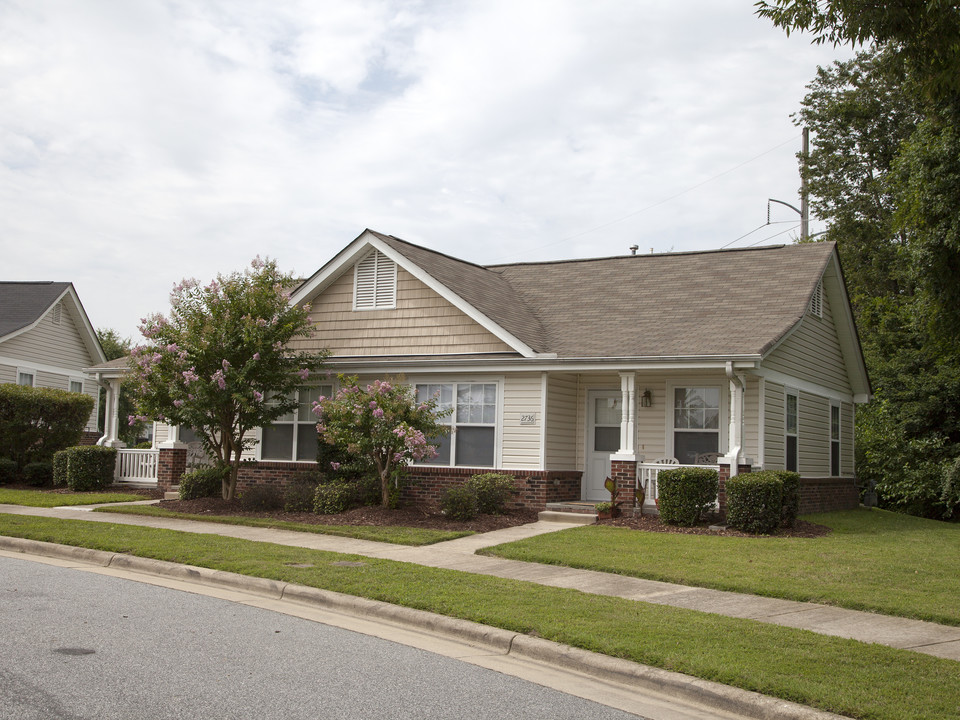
{"left": 0, "top": 281, "right": 71, "bottom": 339}
{"left": 371, "top": 232, "right": 835, "bottom": 359}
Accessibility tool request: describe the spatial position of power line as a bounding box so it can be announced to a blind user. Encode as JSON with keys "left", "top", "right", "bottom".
{"left": 721, "top": 220, "right": 795, "bottom": 249}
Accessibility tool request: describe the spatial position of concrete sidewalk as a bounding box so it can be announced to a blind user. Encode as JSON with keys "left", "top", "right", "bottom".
{"left": 2, "top": 502, "right": 959, "bottom": 661}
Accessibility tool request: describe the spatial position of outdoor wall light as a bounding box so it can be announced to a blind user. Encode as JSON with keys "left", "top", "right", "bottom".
{"left": 641, "top": 389, "right": 652, "bottom": 407}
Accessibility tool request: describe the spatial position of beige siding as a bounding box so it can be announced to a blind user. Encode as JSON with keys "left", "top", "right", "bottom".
{"left": 763, "top": 291, "right": 852, "bottom": 394}
{"left": 0, "top": 302, "right": 95, "bottom": 370}
{"left": 799, "top": 391, "right": 830, "bottom": 476}
{"left": 763, "top": 380, "right": 786, "bottom": 469}
{"left": 742, "top": 375, "right": 760, "bottom": 463}
{"left": 841, "top": 401, "right": 855, "bottom": 476}
{"left": 153, "top": 423, "right": 170, "bottom": 447}
{"left": 544, "top": 373, "right": 578, "bottom": 469}
{"left": 0, "top": 364, "right": 15, "bottom": 384}
{"left": 501, "top": 374, "right": 542, "bottom": 470}
{"left": 290, "top": 268, "right": 516, "bottom": 356}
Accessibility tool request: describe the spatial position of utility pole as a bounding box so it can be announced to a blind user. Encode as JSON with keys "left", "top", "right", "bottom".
{"left": 800, "top": 127, "right": 809, "bottom": 241}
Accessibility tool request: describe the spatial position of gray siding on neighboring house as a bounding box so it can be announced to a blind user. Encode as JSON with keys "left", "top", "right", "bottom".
{"left": 764, "top": 291, "right": 852, "bottom": 395}
{"left": 841, "top": 401, "right": 855, "bottom": 476}
{"left": 544, "top": 373, "right": 578, "bottom": 469}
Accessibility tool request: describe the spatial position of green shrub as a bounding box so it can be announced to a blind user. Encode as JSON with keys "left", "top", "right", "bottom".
{"left": 283, "top": 472, "right": 321, "bottom": 512}
{"left": 773, "top": 470, "right": 801, "bottom": 527}
{"left": 179, "top": 466, "right": 228, "bottom": 500}
{"left": 52, "top": 446, "right": 117, "bottom": 491}
{"left": 23, "top": 461, "right": 53, "bottom": 486}
{"left": 239, "top": 484, "right": 283, "bottom": 510}
{"left": 313, "top": 481, "right": 354, "bottom": 515}
{"left": 465, "top": 473, "right": 515, "bottom": 514}
{"left": 726, "top": 472, "right": 783, "bottom": 534}
{"left": 657, "top": 467, "right": 719, "bottom": 526}
{"left": 0, "top": 458, "right": 17, "bottom": 484}
{"left": 441, "top": 485, "right": 478, "bottom": 521}
{"left": 0, "top": 384, "right": 94, "bottom": 468}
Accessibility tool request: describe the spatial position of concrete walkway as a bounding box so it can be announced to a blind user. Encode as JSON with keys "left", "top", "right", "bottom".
{"left": 3, "top": 502, "right": 959, "bottom": 662}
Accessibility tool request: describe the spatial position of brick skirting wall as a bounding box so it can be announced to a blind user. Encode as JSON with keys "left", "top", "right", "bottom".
{"left": 78, "top": 431, "right": 101, "bottom": 446}
{"left": 157, "top": 448, "right": 187, "bottom": 493}
{"left": 402, "top": 467, "right": 582, "bottom": 510}
{"left": 236, "top": 461, "right": 314, "bottom": 493}
{"left": 798, "top": 476, "right": 860, "bottom": 514}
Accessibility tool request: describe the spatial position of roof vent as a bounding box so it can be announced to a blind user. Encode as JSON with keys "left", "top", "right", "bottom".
{"left": 629, "top": 245, "right": 639, "bottom": 256}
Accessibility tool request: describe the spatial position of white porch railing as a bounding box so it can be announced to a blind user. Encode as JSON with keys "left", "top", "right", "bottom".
{"left": 115, "top": 448, "right": 159, "bottom": 484}
{"left": 637, "top": 462, "right": 720, "bottom": 510}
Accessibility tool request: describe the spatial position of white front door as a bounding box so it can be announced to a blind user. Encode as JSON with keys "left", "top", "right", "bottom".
{"left": 585, "top": 391, "right": 621, "bottom": 501}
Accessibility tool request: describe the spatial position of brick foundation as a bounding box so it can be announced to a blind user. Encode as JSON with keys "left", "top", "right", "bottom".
{"left": 236, "top": 461, "right": 314, "bottom": 492}
{"left": 78, "top": 431, "right": 101, "bottom": 446}
{"left": 402, "top": 467, "right": 582, "bottom": 510}
{"left": 157, "top": 447, "right": 187, "bottom": 493}
{"left": 798, "top": 477, "right": 860, "bottom": 514}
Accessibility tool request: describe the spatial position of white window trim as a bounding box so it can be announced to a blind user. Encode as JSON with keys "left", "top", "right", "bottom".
{"left": 410, "top": 377, "right": 504, "bottom": 469}
{"left": 830, "top": 400, "right": 841, "bottom": 477}
{"left": 664, "top": 381, "right": 727, "bottom": 462}
{"left": 257, "top": 383, "right": 334, "bottom": 463}
{"left": 16, "top": 367, "right": 36, "bottom": 387}
{"left": 785, "top": 387, "right": 799, "bottom": 472}
{"left": 69, "top": 377, "right": 85, "bottom": 394}
{"left": 353, "top": 249, "right": 397, "bottom": 311}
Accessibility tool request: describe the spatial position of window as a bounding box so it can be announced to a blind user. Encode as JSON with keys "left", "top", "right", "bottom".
{"left": 70, "top": 379, "right": 84, "bottom": 394}
{"left": 261, "top": 385, "right": 332, "bottom": 461}
{"left": 830, "top": 403, "right": 841, "bottom": 476}
{"left": 17, "top": 370, "right": 34, "bottom": 387}
{"left": 808, "top": 279, "right": 823, "bottom": 318}
{"left": 354, "top": 249, "right": 396, "bottom": 310}
{"left": 416, "top": 382, "right": 498, "bottom": 467}
{"left": 673, "top": 387, "right": 720, "bottom": 464}
{"left": 785, "top": 391, "right": 798, "bottom": 472}
{"left": 593, "top": 396, "right": 622, "bottom": 453}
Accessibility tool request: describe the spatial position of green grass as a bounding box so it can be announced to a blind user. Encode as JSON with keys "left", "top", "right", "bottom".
{"left": 0, "top": 488, "right": 149, "bottom": 507}
{"left": 94, "top": 503, "right": 473, "bottom": 546}
{"left": 0, "top": 513, "right": 957, "bottom": 720}
{"left": 480, "top": 508, "right": 960, "bottom": 626}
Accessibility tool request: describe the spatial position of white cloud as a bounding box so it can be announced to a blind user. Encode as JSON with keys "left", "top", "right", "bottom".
{"left": 0, "top": 0, "right": 850, "bottom": 340}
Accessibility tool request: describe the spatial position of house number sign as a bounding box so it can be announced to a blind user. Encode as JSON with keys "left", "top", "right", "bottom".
{"left": 520, "top": 413, "right": 537, "bottom": 426}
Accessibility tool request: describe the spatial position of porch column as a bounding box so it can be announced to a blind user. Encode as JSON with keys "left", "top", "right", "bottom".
{"left": 617, "top": 371, "right": 636, "bottom": 457}
{"left": 97, "top": 378, "right": 125, "bottom": 448}
{"left": 721, "top": 363, "right": 745, "bottom": 477}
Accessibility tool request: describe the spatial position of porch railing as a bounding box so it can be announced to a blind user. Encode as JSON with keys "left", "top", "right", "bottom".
{"left": 637, "top": 462, "right": 719, "bottom": 509}
{"left": 115, "top": 448, "right": 159, "bottom": 484}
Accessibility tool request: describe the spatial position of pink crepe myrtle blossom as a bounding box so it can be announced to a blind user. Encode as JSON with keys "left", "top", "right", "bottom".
{"left": 211, "top": 369, "right": 226, "bottom": 390}
{"left": 222, "top": 359, "right": 231, "bottom": 371}
{"left": 253, "top": 352, "right": 260, "bottom": 361}
{"left": 182, "top": 369, "right": 200, "bottom": 384}
{"left": 330, "top": 462, "right": 340, "bottom": 471}
{"left": 298, "top": 368, "right": 310, "bottom": 380}
{"left": 173, "top": 399, "right": 184, "bottom": 407}
{"left": 253, "top": 391, "right": 263, "bottom": 402}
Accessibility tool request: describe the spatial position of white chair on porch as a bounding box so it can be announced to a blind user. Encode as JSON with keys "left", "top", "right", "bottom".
{"left": 639, "top": 457, "right": 678, "bottom": 507}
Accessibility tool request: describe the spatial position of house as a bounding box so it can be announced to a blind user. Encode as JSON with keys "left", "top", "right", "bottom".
{"left": 0, "top": 282, "right": 105, "bottom": 441}
{"left": 107, "top": 230, "right": 870, "bottom": 514}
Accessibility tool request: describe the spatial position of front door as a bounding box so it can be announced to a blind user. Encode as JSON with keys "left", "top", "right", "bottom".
{"left": 585, "top": 391, "right": 622, "bottom": 501}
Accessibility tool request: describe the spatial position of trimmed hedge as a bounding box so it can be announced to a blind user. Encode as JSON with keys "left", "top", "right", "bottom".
{"left": 726, "top": 472, "right": 783, "bottom": 534}
{"left": 23, "top": 461, "right": 53, "bottom": 486}
{"left": 52, "top": 446, "right": 118, "bottom": 491}
{"left": 179, "top": 465, "right": 228, "bottom": 500}
{"left": 313, "top": 481, "right": 354, "bottom": 514}
{"left": 440, "top": 485, "right": 478, "bottom": 521}
{"left": 0, "top": 384, "right": 94, "bottom": 468}
{"left": 0, "top": 458, "right": 17, "bottom": 484}
{"left": 775, "top": 470, "right": 801, "bottom": 527}
{"left": 657, "top": 467, "right": 719, "bottom": 526}
{"left": 465, "top": 473, "right": 515, "bottom": 514}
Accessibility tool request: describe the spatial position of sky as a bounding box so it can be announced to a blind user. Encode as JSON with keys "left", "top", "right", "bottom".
{"left": 0, "top": 1, "right": 853, "bottom": 343}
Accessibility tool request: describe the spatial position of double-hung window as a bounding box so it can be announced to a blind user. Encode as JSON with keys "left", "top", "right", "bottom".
{"left": 69, "top": 379, "right": 84, "bottom": 394}
{"left": 672, "top": 387, "right": 720, "bottom": 464}
{"left": 830, "top": 403, "right": 841, "bottom": 476}
{"left": 416, "top": 382, "right": 498, "bottom": 467}
{"left": 17, "top": 370, "right": 34, "bottom": 387}
{"left": 785, "top": 390, "right": 799, "bottom": 472}
{"left": 261, "top": 385, "right": 332, "bottom": 461}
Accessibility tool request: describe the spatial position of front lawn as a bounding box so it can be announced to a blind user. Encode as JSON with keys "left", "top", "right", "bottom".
{"left": 480, "top": 508, "right": 960, "bottom": 625}
{"left": 0, "top": 512, "right": 957, "bottom": 720}
{"left": 95, "top": 504, "right": 473, "bottom": 546}
{"left": 0, "top": 488, "right": 150, "bottom": 508}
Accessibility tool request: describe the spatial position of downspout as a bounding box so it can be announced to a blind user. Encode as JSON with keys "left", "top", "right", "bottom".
{"left": 725, "top": 362, "right": 746, "bottom": 478}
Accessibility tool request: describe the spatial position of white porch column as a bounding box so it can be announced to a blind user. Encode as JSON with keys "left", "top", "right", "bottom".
{"left": 615, "top": 371, "right": 636, "bottom": 459}
{"left": 723, "top": 363, "right": 745, "bottom": 476}
{"left": 98, "top": 378, "right": 126, "bottom": 448}
{"left": 159, "top": 423, "right": 186, "bottom": 449}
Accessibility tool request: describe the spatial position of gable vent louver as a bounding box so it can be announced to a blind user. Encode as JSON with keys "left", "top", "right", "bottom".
{"left": 809, "top": 279, "right": 823, "bottom": 318}
{"left": 354, "top": 249, "right": 396, "bottom": 310}
{"left": 52, "top": 303, "right": 62, "bottom": 325}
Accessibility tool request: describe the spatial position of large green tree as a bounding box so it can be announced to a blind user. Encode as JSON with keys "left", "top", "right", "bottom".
{"left": 128, "top": 258, "right": 326, "bottom": 500}
{"left": 790, "top": 44, "right": 960, "bottom": 519}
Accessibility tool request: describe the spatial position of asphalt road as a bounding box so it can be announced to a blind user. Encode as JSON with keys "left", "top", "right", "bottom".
{"left": 0, "top": 555, "right": 646, "bottom": 720}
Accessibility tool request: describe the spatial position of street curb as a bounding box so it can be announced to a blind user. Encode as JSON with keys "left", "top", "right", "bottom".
{"left": 0, "top": 536, "right": 851, "bottom": 720}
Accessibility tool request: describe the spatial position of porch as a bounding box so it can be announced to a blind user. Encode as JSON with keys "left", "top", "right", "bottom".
{"left": 114, "top": 448, "right": 158, "bottom": 486}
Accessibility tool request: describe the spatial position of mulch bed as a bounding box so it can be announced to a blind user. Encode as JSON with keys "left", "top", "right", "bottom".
{"left": 157, "top": 497, "right": 831, "bottom": 538}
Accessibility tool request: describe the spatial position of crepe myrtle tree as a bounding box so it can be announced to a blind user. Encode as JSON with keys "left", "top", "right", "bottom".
{"left": 128, "top": 257, "right": 326, "bottom": 500}
{"left": 313, "top": 376, "right": 450, "bottom": 507}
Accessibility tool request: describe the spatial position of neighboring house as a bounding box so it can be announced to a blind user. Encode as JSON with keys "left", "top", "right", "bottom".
{"left": 0, "top": 282, "right": 105, "bottom": 439}
{"left": 109, "top": 230, "right": 871, "bottom": 513}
